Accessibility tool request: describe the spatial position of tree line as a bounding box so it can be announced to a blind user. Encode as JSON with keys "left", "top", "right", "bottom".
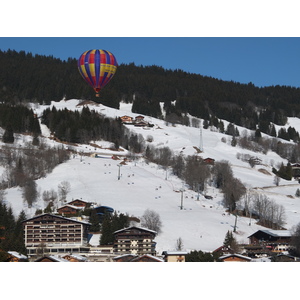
{"left": 2, "top": 49, "right": 300, "bottom": 132}
{"left": 0, "top": 201, "right": 27, "bottom": 261}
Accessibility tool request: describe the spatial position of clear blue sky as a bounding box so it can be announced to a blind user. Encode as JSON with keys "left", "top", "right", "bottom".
{"left": 1, "top": 37, "right": 300, "bottom": 88}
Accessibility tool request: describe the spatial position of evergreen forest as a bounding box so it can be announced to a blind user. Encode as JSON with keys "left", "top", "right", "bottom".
{"left": 2, "top": 49, "right": 300, "bottom": 133}
{"left": 0, "top": 202, "right": 27, "bottom": 261}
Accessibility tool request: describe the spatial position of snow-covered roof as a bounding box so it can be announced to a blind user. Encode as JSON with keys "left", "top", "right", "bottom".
{"left": 248, "top": 229, "right": 292, "bottom": 238}
{"left": 58, "top": 204, "right": 81, "bottom": 210}
{"left": 114, "top": 226, "right": 157, "bottom": 235}
{"left": 219, "top": 253, "right": 251, "bottom": 261}
{"left": 130, "top": 254, "right": 164, "bottom": 262}
{"left": 8, "top": 251, "right": 27, "bottom": 260}
{"left": 35, "top": 255, "right": 70, "bottom": 262}
{"left": 262, "top": 229, "right": 292, "bottom": 237}
{"left": 63, "top": 254, "right": 87, "bottom": 261}
{"left": 162, "top": 251, "right": 188, "bottom": 255}
{"left": 23, "top": 213, "right": 91, "bottom": 226}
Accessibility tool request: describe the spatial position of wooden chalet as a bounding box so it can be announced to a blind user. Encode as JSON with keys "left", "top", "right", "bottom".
{"left": 22, "top": 213, "right": 91, "bottom": 258}
{"left": 62, "top": 254, "right": 87, "bottom": 262}
{"left": 162, "top": 251, "right": 187, "bottom": 262}
{"left": 212, "top": 245, "right": 234, "bottom": 257}
{"left": 272, "top": 253, "right": 298, "bottom": 262}
{"left": 130, "top": 254, "right": 164, "bottom": 262}
{"left": 68, "top": 199, "right": 89, "bottom": 208}
{"left": 203, "top": 157, "right": 215, "bottom": 165}
{"left": 248, "top": 229, "right": 291, "bottom": 245}
{"left": 135, "top": 115, "right": 145, "bottom": 122}
{"left": 112, "top": 254, "right": 163, "bottom": 262}
{"left": 113, "top": 226, "right": 157, "bottom": 256}
{"left": 57, "top": 204, "right": 81, "bottom": 216}
{"left": 7, "top": 251, "right": 28, "bottom": 262}
{"left": 112, "top": 254, "right": 138, "bottom": 262}
{"left": 218, "top": 253, "right": 252, "bottom": 262}
{"left": 34, "top": 255, "right": 70, "bottom": 262}
{"left": 120, "top": 115, "right": 133, "bottom": 124}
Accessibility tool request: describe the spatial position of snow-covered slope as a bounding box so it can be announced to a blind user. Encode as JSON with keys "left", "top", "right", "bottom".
{"left": 3, "top": 99, "right": 300, "bottom": 253}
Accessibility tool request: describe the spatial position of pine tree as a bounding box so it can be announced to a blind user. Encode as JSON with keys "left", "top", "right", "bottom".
{"left": 89, "top": 209, "right": 100, "bottom": 232}
{"left": 223, "top": 230, "right": 239, "bottom": 252}
{"left": 2, "top": 124, "right": 14, "bottom": 143}
{"left": 100, "top": 213, "right": 113, "bottom": 245}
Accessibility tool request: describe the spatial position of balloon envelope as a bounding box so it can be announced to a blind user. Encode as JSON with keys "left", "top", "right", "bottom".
{"left": 78, "top": 49, "right": 118, "bottom": 97}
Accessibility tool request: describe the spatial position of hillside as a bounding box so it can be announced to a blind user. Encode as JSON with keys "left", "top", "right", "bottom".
{"left": 2, "top": 99, "right": 300, "bottom": 254}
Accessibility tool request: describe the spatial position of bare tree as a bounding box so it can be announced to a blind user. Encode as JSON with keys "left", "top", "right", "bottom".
{"left": 252, "top": 193, "right": 286, "bottom": 229}
{"left": 212, "top": 160, "right": 233, "bottom": 189}
{"left": 183, "top": 156, "right": 210, "bottom": 192}
{"left": 176, "top": 237, "right": 184, "bottom": 251}
{"left": 222, "top": 177, "right": 246, "bottom": 213}
{"left": 58, "top": 181, "right": 71, "bottom": 203}
{"left": 141, "top": 209, "right": 162, "bottom": 234}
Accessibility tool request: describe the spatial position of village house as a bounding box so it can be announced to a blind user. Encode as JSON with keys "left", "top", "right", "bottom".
{"left": 67, "top": 199, "right": 89, "bottom": 208}
{"left": 112, "top": 254, "right": 137, "bottom": 262}
{"left": 135, "top": 115, "right": 145, "bottom": 122}
{"left": 113, "top": 253, "right": 164, "bottom": 262}
{"left": 291, "top": 163, "right": 300, "bottom": 181}
{"left": 62, "top": 254, "right": 87, "bottom": 262}
{"left": 22, "top": 213, "right": 91, "bottom": 259}
{"left": 113, "top": 226, "right": 157, "bottom": 256}
{"left": 162, "top": 251, "right": 188, "bottom": 262}
{"left": 7, "top": 251, "right": 28, "bottom": 262}
{"left": 248, "top": 229, "right": 292, "bottom": 246}
{"left": 203, "top": 157, "right": 215, "bottom": 165}
{"left": 120, "top": 115, "right": 133, "bottom": 124}
{"left": 272, "top": 253, "right": 298, "bottom": 262}
{"left": 212, "top": 245, "right": 234, "bottom": 257}
{"left": 57, "top": 204, "right": 81, "bottom": 216}
{"left": 34, "top": 255, "right": 70, "bottom": 262}
{"left": 218, "top": 253, "right": 252, "bottom": 262}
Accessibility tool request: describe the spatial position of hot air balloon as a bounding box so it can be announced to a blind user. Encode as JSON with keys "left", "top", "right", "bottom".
{"left": 78, "top": 49, "right": 118, "bottom": 97}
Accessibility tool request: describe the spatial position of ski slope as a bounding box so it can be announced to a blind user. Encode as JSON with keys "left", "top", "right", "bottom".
{"left": 3, "top": 99, "right": 300, "bottom": 253}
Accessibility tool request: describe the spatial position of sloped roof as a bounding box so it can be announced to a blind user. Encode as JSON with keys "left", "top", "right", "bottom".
{"left": 8, "top": 251, "right": 27, "bottom": 260}
{"left": 114, "top": 226, "right": 157, "bottom": 235}
{"left": 57, "top": 204, "right": 81, "bottom": 210}
{"left": 68, "top": 199, "right": 88, "bottom": 204}
{"left": 22, "top": 213, "right": 91, "bottom": 226}
{"left": 248, "top": 229, "right": 292, "bottom": 238}
{"left": 35, "top": 255, "right": 70, "bottom": 262}
{"left": 63, "top": 254, "right": 87, "bottom": 262}
{"left": 130, "top": 254, "right": 164, "bottom": 262}
{"left": 219, "top": 253, "right": 251, "bottom": 261}
{"left": 162, "top": 251, "right": 188, "bottom": 256}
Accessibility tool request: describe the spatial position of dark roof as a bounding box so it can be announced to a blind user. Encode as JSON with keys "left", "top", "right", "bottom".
{"left": 68, "top": 199, "right": 88, "bottom": 204}
{"left": 248, "top": 229, "right": 291, "bottom": 239}
{"left": 114, "top": 226, "right": 157, "bottom": 235}
{"left": 34, "top": 255, "right": 70, "bottom": 262}
{"left": 57, "top": 204, "right": 81, "bottom": 210}
{"left": 22, "top": 213, "right": 91, "bottom": 226}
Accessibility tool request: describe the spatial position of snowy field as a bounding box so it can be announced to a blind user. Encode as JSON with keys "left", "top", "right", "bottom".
{"left": 3, "top": 99, "right": 300, "bottom": 253}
